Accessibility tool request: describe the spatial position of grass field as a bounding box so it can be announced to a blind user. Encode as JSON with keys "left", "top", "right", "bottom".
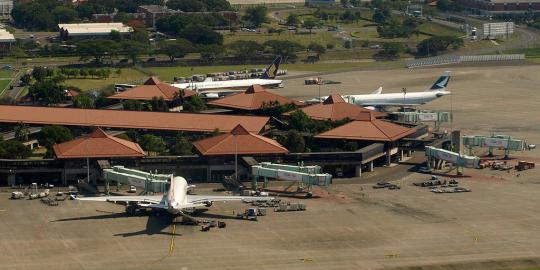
{"left": 505, "top": 47, "right": 540, "bottom": 58}
{"left": 0, "top": 69, "right": 14, "bottom": 78}
{"left": 418, "top": 22, "right": 463, "bottom": 37}
{"left": 64, "top": 68, "right": 148, "bottom": 91}
{"left": 224, "top": 31, "right": 340, "bottom": 47}
{"left": 0, "top": 79, "right": 11, "bottom": 96}
{"left": 148, "top": 60, "right": 404, "bottom": 81}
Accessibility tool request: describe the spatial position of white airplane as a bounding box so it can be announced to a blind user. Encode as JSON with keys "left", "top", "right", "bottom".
{"left": 77, "top": 176, "right": 273, "bottom": 216}
{"left": 308, "top": 72, "right": 452, "bottom": 108}
{"left": 172, "top": 57, "right": 283, "bottom": 98}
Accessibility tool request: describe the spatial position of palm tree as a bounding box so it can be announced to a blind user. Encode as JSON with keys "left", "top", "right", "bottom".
{"left": 14, "top": 122, "right": 30, "bottom": 142}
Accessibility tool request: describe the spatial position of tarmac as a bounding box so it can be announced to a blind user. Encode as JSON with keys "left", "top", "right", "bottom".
{"left": 1, "top": 64, "right": 540, "bottom": 270}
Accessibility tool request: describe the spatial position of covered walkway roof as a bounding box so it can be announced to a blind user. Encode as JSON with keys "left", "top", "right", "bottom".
{"left": 285, "top": 95, "right": 386, "bottom": 121}
{"left": 0, "top": 105, "right": 269, "bottom": 133}
{"left": 108, "top": 76, "right": 196, "bottom": 101}
{"left": 315, "top": 111, "right": 414, "bottom": 142}
{"left": 207, "top": 84, "right": 302, "bottom": 111}
{"left": 53, "top": 128, "right": 145, "bottom": 159}
{"left": 193, "top": 124, "right": 288, "bottom": 156}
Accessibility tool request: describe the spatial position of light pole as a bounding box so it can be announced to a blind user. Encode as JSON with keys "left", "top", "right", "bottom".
{"left": 402, "top": 87, "right": 407, "bottom": 111}
{"left": 235, "top": 136, "right": 238, "bottom": 181}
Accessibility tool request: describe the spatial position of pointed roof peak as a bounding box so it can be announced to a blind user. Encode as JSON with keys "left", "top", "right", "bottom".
{"left": 245, "top": 84, "right": 265, "bottom": 94}
{"left": 354, "top": 111, "right": 375, "bottom": 121}
{"left": 231, "top": 124, "right": 250, "bottom": 135}
{"left": 144, "top": 76, "right": 161, "bottom": 85}
{"left": 323, "top": 94, "right": 345, "bottom": 104}
{"left": 89, "top": 127, "right": 108, "bottom": 138}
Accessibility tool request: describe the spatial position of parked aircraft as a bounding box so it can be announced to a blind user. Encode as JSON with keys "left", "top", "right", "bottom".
{"left": 307, "top": 72, "right": 452, "bottom": 107}
{"left": 172, "top": 57, "right": 283, "bottom": 98}
{"left": 77, "top": 176, "right": 272, "bottom": 216}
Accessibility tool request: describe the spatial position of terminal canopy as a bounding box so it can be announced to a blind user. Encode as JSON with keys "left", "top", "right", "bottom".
{"left": 109, "top": 76, "right": 196, "bottom": 101}
{"left": 315, "top": 111, "right": 414, "bottom": 142}
{"left": 285, "top": 94, "right": 386, "bottom": 121}
{"left": 193, "top": 124, "right": 288, "bottom": 156}
{"left": 53, "top": 128, "right": 146, "bottom": 159}
{"left": 207, "top": 84, "right": 303, "bottom": 111}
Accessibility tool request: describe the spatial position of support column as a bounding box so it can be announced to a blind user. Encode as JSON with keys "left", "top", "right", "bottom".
{"left": 355, "top": 165, "right": 362, "bottom": 177}
{"left": 368, "top": 161, "right": 374, "bottom": 172}
{"left": 8, "top": 174, "right": 15, "bottom": 186}
{"left": 407, "top": 150, "right": 412, "bottom": 157}
{"left": 206, "top": 167, "right": 211, "bottom": 182}
{"left": 385, "top": 150, "right": 391, "bottom": 166}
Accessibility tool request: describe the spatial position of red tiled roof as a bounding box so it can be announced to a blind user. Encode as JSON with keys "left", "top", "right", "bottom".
{"left": 315, "top": 111, "right": 414, "bottom": 142}
{"left": 53, "top": 128, "right": 145, "bottom": 159}
{"left": 193, "top": 124, "right": 288, "bottom": 156}
{"left": 285, "top": 94, "right": 386, "bottom": 121}
{"left": 207, "top": 84, "right": 302, "bottom": 111}
{"left": 0, "top": 105, "right": 269, "bottom": 133}
{"left": 108, "top": 76, "right": 196, "bottom": 101}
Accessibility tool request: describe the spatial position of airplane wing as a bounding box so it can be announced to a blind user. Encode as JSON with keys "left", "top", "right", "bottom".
{"left": 187, "top": 195, "right": 274, "bottom": 205}
{"left": 77, "top": 195, "right": 164, "bottom": 205}
{"left": 371, "top": 87, "right": 383, "bottom": 94}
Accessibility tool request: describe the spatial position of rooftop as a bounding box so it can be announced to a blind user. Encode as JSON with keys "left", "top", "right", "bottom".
{"left": 108, "top": 76, "right": 196, "bottom": 101}
{"left": 0, "top": 105, "right": 269, "bottom": 133}
{"left": 138, "top": 5, "right": 178, "bottom": 13}
{"left": 193, "top": 124, "right": 288, "bottom": 156}
{"left": 58, "top": 23, "right": 133, "bottom": 36}
{"left": 53, "top": 128, "right": 145, "bottom": 159}
{"left": 315, "top": 111, "right": 414, "bottom": 142}
{"left": 207, "top": 84, "right": 302, "bottom": 111}
{"left": 0, "top": 29, "right": 15, "bottom": 43}
{"left": 285, "top": 94, "right": 386, "bottom": 121}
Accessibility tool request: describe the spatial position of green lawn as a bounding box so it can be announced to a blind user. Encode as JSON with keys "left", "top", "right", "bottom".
{"left": 0, "top": 69, "right": 14, "bottom": 78}
{"left": 319, "top": 49, "right": 377, "bottom": 60}
{"left": 418, "top": 22, "right": 462, "bottom": 37}
{"left": 348, "top": 24, "right": 430, "bottom": 44}
{"left": 0, "top": 79, "right": 11, "bottom": 96}
{"left": 64, "top": 68, "right": 148, "bottom": 91}
{"left": 283, "top": 60, "right": 404, "bottom": 72}
{"left": 505, "top": 47, "right": 540, "bottom": 58}
{"left": 149, "top": 60, "right": 404, "bottom": 81}
{"left": 224, "top": 31, "right": 340, "bottom": 47}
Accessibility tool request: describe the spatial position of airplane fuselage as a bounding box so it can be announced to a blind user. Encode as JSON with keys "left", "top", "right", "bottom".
{"left": 166, "top": 176, "right": 188, "bottom": 214}
{"left": 343, "top": 90, "right": 451, "bottom": 106}
{"left": 172, "top": 79, "right": 282, "bottom": 91}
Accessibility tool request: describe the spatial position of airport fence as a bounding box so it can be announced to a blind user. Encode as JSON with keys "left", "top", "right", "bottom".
{"left": 406, "top": 54, "right": 525, "bottom": 68}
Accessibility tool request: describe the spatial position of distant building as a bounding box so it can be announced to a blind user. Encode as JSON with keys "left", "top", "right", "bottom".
{"left": 0, "top": 29, "right": 15, "bottom": 51}
{"left": 58, "top": 23, "right": 133, "bottom": 40}
{"left": 138, "top": 5, "right": 179, "bottom": 28}
{"left": 455, "top": 0, "right": 540, "bottom": 14}
{"left": 0, "top": 0, "right": 12, "bottom": 17}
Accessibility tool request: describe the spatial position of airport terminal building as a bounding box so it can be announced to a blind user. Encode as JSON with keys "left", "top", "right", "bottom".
{"left": 455, "top": 0, "right": 540, "bottom": 14}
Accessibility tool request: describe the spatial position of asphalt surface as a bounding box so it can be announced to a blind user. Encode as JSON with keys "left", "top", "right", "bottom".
{"left": 2, "top": 64, "right": 540, "bottom": 270}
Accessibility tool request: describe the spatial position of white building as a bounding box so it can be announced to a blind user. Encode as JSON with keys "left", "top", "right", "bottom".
{"left": 0, "top": 0, "right": 12, "bottom": 17}
{"left": 58, "top": 23, "right": 133, "bottom": 40}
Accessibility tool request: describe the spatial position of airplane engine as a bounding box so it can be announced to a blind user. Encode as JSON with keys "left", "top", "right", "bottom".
{"left": 204, "top": 201, "right": 213, "bottom": 207}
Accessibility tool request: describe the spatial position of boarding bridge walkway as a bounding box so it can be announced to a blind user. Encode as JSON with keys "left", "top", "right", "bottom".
{"left": 251, "top": 162, "right": 332, "bottom": 189}
{"left": 103, "top": 166, "right": 171, "bottom": 193}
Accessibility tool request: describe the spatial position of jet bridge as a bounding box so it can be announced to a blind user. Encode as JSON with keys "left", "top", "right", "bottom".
{"left": 103, "top": 166, "right": 171, "bottom": 193}
{"left": 390, "top": 110, "right": 452, "bottom": 131}
{"left": 251, "top": 162, "right": 332, "bottom": 190}
{"left": 462, "top": 135, "right": 532, "bottom": 158}
{"left": 425, "top": 146, "right": 480, "bottom": 173}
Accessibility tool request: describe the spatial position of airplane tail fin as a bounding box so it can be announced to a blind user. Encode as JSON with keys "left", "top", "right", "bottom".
{"left": 429, "top": 71, "right": 451, "bottom": 91}
{"left": 260, "top": 56, "right": 281, "bottom": 79}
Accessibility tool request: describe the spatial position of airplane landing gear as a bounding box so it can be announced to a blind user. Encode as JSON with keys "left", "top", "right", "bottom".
{"left": 125, "top": 204, "right": 138, "bottom": 215}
